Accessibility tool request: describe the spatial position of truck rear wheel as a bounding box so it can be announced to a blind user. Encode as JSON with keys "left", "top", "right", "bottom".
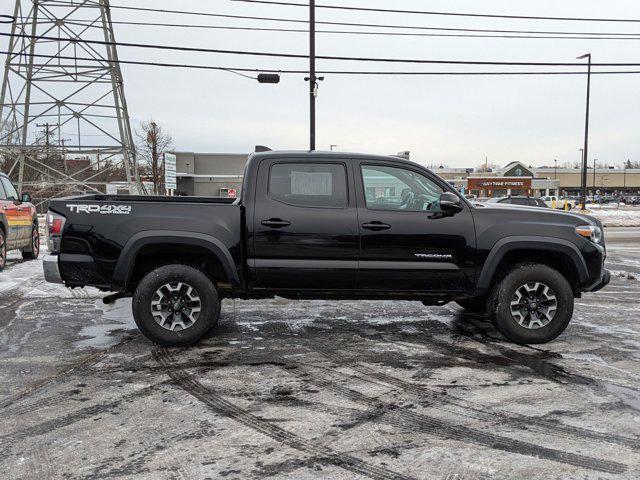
{"left": 132, "top": 264, "right": 220, "bottom": 347}
{"left": 488, "top": 263, "right": 574, "bottom": 344}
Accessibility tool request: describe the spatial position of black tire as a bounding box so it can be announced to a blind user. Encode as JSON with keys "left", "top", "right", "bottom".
{"left": 21, "top": 223, "right": 40, "bottom": 260}
{"left": 132, "top": 264, "right": 220, "bottom": 347}
{"left": 455, "top": 296, "right": 487, "bottom": 314}
{"left": 488, "top": 263, "right": 574, "bottom": 344}
{"left": 0, "top": 230, "right": 6, "bottom": 272}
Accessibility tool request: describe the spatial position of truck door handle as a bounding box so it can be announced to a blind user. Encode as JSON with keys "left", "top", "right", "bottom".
{"left": 362, "top": 221, "right": 391, "bottom": 231}
{"left": 261, "top": 218, "right": 291, "bottom": 229}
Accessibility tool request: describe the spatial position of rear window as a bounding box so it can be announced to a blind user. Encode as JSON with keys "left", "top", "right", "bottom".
{"left": 269, "top": 163, "right": 347, "bottom": 208}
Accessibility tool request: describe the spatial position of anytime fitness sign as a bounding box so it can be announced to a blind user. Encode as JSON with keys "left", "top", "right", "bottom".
{"left": 467, "top": 177, "right": 532, "bottom": 189}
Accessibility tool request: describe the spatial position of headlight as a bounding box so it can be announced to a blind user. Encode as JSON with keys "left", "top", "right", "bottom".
{"left": 575, "top": 225, "right": 602, "bottom": 244}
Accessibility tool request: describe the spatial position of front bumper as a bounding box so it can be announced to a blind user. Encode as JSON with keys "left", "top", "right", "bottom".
{"left": 586, "top": 268, "right": 611, "bottom": 293}
{"left": 43, "top": 254, "right": 63, "bottom": 284}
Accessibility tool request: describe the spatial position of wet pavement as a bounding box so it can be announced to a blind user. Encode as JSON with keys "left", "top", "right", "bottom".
{"left": 0, "top": 234, "right": 639, "bottom": 480}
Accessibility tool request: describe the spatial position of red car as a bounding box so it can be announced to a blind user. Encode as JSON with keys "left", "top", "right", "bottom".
{"left": 0, "top": 172, "right": 39, "bottom": 271}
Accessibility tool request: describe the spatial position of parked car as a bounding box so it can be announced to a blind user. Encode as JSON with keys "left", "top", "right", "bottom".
{"left": 43, "top": 151, "right": 610, "bottom": 346}
{"left": 0, "top": 172, "right": 39, "bottom": 271}
{"left": 486, "top": 196, "right": 548, "bottom": 208}
{"left": 541, "top": 196, "right": 575, "bottom": 210}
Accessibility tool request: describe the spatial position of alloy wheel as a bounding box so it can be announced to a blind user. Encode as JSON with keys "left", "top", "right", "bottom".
{"left": 150, "top": 282, "right": 202, "bottom": 331}
{"left": 509, "top": 282, "right": 557, "bottom": 329}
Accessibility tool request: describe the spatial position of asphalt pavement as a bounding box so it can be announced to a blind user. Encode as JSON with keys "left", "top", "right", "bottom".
{"left": 0, "top": 230, "right": 639, "bottom": 479}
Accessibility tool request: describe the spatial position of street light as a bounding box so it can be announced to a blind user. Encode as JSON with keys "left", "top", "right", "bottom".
{"left": 330, "top": 144, "right": 337, "bottom": 151}
{"left": 554, "top": 159, "right": 557, "bottom": 179}
{"left": 577, "top": 53, "right": 591, "bottom": 211}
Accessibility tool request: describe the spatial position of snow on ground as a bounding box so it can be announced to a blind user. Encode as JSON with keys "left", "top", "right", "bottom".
{"left": 583, "top": 205, "right": 640, "bottom": 227}
{"left": 0, "top": 251, "right": 42, "bottom": 293}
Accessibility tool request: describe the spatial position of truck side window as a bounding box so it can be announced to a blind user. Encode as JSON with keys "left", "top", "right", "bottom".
{"left": 1, "top": 177, "right": 18, "bottom": 201}
{"left": 361, "top": 165, "right": 443, "bottom": 212}
{"left": 269, "top": 163, "right": 347, "bottom": 208}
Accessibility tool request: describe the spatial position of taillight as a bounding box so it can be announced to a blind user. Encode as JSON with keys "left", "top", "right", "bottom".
{"left": 47, "top": 210, "right": 66, "bottom": 252}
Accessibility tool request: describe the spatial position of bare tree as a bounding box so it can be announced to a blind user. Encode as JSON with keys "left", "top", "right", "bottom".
{"left": 624, "top": 159, "right": 640, "bottom": 169}
{"left": 476, "top": 161, "right": 500, "bottom": 173}
{"left": 135, "top": 120, "right": 174, "bottom": 194}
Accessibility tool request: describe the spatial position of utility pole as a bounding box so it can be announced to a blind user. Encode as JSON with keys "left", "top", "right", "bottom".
{"left": 579, "top": 148, "right": 584, "bottom": 204}
{"left": 309, "top": 0, "right": 316, "bottom": 151}
{"left": 554, "top": 159, "right": 557, "bottom": 179}
{"left": 59, "top": 138, "right": 71, "bottom": 173}
{"left": 36, "top": 122, "right": 54, "bottom": 174}
{"left": 593, "top": 158, "right": 597, "bottom": 188}
{"left": 577, "top": 53, "right": 591, "bottom": 210}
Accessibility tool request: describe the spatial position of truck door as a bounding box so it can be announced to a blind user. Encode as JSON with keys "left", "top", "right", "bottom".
{"left": 250, "top": 158, "right": 359, "bottom": 290}
{"left": 0, "top": 177, "right": 23, "bottom": 248}
{"left": 355, "top": 162, "right": 476, "bottom": 292}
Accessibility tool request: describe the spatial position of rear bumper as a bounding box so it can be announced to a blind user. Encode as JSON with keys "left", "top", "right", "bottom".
{"left": 43, "top": 254, "right": 63, "bottom": 284}
{"left": 585, "top": 268, "right": 611, "bottom": 293}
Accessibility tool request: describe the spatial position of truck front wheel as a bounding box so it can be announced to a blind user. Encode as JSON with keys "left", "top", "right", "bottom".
{"left": 488, "top": 263, "right": 574, "bottom": 344}
{"left": 132, "top": 264, "right": 220, "bottom": 347}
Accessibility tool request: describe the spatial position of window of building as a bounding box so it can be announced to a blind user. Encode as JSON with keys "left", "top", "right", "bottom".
{"left": 269, "top": 163, "right": 347, "bottom": 208}
{"left": 361, "top": 165, "right": 443, "bottom": 211}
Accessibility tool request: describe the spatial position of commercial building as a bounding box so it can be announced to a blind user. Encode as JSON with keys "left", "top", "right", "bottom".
{"left": 435, "top": 161, "right": 640, "bottom": 198}
{"left": 174, "top": 152, "right": 247, "bottom": 197}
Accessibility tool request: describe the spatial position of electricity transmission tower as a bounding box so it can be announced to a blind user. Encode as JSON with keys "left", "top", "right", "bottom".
{"left": 0, "top": 0, "right": 141, "bottom": 205}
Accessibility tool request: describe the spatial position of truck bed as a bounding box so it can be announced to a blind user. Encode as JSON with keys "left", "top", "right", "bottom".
{"left": 48, "top": 194, "right": 243, "bottom": 290}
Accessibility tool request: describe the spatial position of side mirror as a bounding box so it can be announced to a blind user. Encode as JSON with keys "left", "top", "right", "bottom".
{"left": 439, "top": 192, "right": 463, "bottom": 214}
{"left": 20, "top": 192, "right": 31, "bottom": 203}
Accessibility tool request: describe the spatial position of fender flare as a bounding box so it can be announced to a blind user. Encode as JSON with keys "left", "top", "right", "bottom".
{"left": 112, "top": 230, "right": 241, "bottom": 290}
{"left": 476, "top": 236, "right": 589, "bottom": 291}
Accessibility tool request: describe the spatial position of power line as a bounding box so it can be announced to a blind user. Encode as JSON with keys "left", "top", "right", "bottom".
{"left": 231, "top": 0, "right": 640, "bottom": 23}
{"left": 5, "top": 32, "right": 640, "bottom": 67}
{"left": 62, "top": 19, "right": 640, "bottom": 41}
{"left": 41, "top": 3, "right": 640, "bottom": 37}
{"left": 10, "top": 52, "right": 640, "bottom": 76}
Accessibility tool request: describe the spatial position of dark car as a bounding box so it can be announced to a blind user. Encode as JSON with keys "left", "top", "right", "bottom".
{"left": 42, "top": 151, "right": 609, "bottom": 346}
{"left": 486, "top": 196, "right": 548, "bottom": 208}
{"left": 0, "top": 172, "right": 40, "bottom": 271}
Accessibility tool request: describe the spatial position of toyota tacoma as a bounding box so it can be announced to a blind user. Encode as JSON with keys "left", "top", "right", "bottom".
{"left": 42, "top": 151, "right": 610, "bottom": 346}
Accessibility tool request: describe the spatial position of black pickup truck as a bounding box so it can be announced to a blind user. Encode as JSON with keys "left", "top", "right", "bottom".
{"left": 43, "top": 151, "right": 610, "bottom": 346}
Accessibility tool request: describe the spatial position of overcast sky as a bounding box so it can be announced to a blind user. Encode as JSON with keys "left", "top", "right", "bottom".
{"left": 3, "top": 0, "right": 640, "bottom": 168}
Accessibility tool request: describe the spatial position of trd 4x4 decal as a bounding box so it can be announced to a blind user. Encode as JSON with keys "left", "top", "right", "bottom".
{"left": 67, "top": 204, "right": 132, "bottom": 215}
